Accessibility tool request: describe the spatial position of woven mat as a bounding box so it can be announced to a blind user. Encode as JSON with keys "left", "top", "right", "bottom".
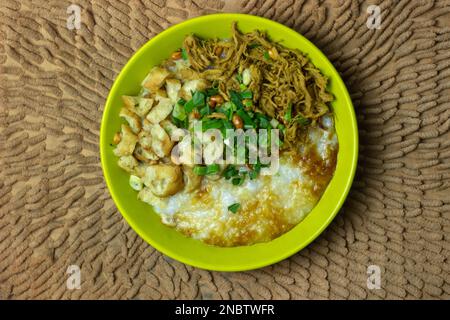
{"left": 1, "top": 0, "right": 449, "bottom": 299}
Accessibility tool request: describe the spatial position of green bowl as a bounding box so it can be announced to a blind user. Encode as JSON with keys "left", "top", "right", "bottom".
{"left": 100, "top": 13, "right": 358, "bottom": 271}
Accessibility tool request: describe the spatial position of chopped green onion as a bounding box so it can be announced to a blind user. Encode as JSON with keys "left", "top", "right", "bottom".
{"left": 184, "top": 99, "right": 195, "bottom": 113}
{"left": 229, "top": 90, "right": 244, "bottom": 109}
{"left": 284, "top": 103, "right": 292, "bottom": 121}
{"left": 243, "top": 99, "right": 253, "bottom": 108}
{"left": 221, "top": 120, "right": 233, "bottom": 137}
{"left": 217, "top": 101, "right": 236, "bottom": 121}
{"left": 231, "top": 176, "right": 245, "bottom": 186}
{"left": 236, "top": 109, "right": 255, "bottom": 127}
{"left": 171, "top": 115, "right": 187, "bottom": 128}
{"left": 239, "top": 84, "right": 247, "bottom": 91}
{"left": 206, "top": 87, "right": 219, "bottom": 96}
{"left": 199, "top": 105, "right": 210, "bottom": 117}
{"left": 223, "top": 165, "right": 238, "bottom": 179}
{"left": 244, "top": 100, "right": 253, "bottom": 108}
{"left": 258, "top": 116, "right": 270, "bottom": 129}
{"left": 240, "top": 90, "right": 253, "bottom": 99}
{"left": 177, "top": 98, "right": 187, "bottom": 106}
{"left": 249, "top": 170, "right": 258, "bottom": 180}
{"left": 192, "top": 91, "right": 206, "bottom": 107}
{"left": 236, "top": 73, "right": 243, "bottom": 84}
{"left": 201, "top": 119, "right": 223, "bottom": 131}
{"left": 223, "top": 120, "right": 233, "bottom": 129}
{"left": 228, "top": 203, "right": 240, "bottom": 213}
{"left": 263, "top": 51, "right": 270, "bottom": 60}
{"left": 172, "top": 102, "right": 187, "bottom": 121}
{"left": 194, "top": 164, "right": 221, "bottom": 176}
{"left": 193, "top": 165, "right": 208, "bottom": 176}
{"left": 181, "top": 47, "right": 188, "bottom": 60}
{"left": 206, "top": 164, "right": 220, "bottom": 175}
{"left": 221, "top": 101, "right": 235, "bottom": 111}
{"left": 255, "top": 112, "right": 269, "bottom": 121}
{"left": 249, "top": 162, "right": 266, "bottom": 180}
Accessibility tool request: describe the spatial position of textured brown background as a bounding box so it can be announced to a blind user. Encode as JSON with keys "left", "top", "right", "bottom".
{"left": 1, "top": 0, "right": 449, "bottom": 299}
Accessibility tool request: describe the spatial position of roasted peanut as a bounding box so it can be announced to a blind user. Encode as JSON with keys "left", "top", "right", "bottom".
{"left": 209, "top": 95, "right": 224, "bottom": 106}
{"left": 268, "top": 47, "right": 279, "bottom": 60}
{"left": 192, "top": 109, "right": 201, "bottom": 119}
{"left": 232, "top": 114, "right": 243, "bottom": 129}
{"left": 171, "top": 50, "right": 182, "bottom": 60}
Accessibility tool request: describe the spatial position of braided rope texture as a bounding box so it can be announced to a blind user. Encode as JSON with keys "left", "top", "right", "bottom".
{"left": 0, "top": 0, "right": 449, "bottom": 299}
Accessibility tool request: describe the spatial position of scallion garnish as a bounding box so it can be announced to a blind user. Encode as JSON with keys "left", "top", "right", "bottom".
{"left": 171, "top": 115, "right": 187, "bottom": 129}
{"left": 228, "top": 203, "right": 240, "bottom": 213}
{"left": 284, "top": 103, "right": 292, "bottom": 121}
{"left": 243, "top": 99, "right": 253, "bottom": 108}
{"left": 206, "top": 87, "right": 219, "bottom": 96}
{"left": 222, "top": 120, "right": 233, "bottom": 129}
{"left": 229, "top": 90, "right": 244, "bottom": 109}
{"left": 192, "top": 91, "right": 206, "bottom": 107}
{"left": 218, "top": 101, "right": 236, "bottom": 120}
{"left": 172, "top": 102, "right": 187, "bottom": 121}
{"left": 206, "top": 164, "right": 220, "bottom": 175}
{"left": 170, "top": 84, "right": 289, "bottom": 186}
{"left": 258, "top": 116, "right": 270, "bottom": 129}
{"left": 193, "top": 165, "right": 208, "bottom": 176}
{"left": 236, "top": 73, "right": 243, "bottom": 84}
{"left": 181, "top": 47, "right": 188, "bottom": 60}
{"left": 240, "top": 90, "right": 253, "bottom": 99}
{"left": 184, "top": 99, "right": 195, "bottom": 113}
{"left": 193, "top": 164, "right": 221, "bottom": 176}
{"left": 231, "top": 176, "right": 245, "bottom": 186}
{"left": 199, "top": 105, "right": 210, "bottom": 117}
{"left": 236, "top": 109, "right": 255, "bottom": 127}
{"left": 201, "top": 119, "right": 223, "bottom": 131}
{"left": 223, "top": 165, "right": 238, "bottom": 179}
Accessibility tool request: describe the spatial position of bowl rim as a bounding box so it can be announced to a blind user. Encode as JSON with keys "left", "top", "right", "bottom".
{"left": 100, "top": 13, "right": 358, "bottom": 271}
